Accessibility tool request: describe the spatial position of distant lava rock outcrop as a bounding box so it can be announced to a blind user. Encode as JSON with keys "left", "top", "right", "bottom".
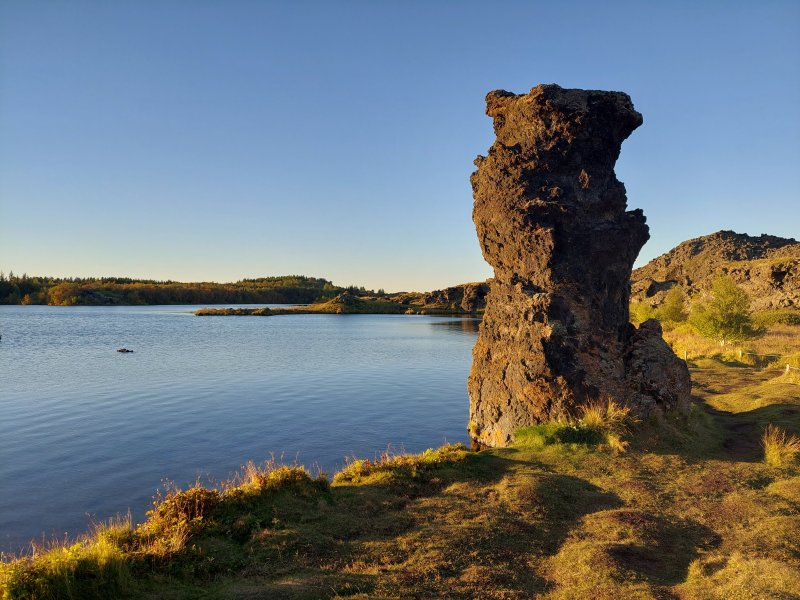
{"left": 632, "top": 230, "right": 800, "bottom": 311}
{"left": 468, "top": 84, "right": 690, "bottom": 448}
{"left": 422, "top": 282, "right": 489, "bottom": 313}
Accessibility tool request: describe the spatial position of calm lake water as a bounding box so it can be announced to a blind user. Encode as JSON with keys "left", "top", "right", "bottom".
{"left": 0, "top": 305, "right": 478, "bottom": 553}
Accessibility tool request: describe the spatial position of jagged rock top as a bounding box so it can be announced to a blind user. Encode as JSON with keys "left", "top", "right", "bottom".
{"left": 480, "top": 84, "right": 642, "bottom": 176}
{"left": 471, "top": 83, "right": 648, "bottom": 314}
{"left": 636, "top": 230, "right": 798, "bottom": 275}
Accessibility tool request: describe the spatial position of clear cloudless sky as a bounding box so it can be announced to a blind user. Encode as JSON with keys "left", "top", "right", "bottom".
{"left": 1, "top": 0, "right": 798, "bottom": 292}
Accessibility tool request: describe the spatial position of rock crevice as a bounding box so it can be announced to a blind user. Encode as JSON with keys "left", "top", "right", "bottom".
{"left": 468, "top": 84, "right": 690, "bottom": 448}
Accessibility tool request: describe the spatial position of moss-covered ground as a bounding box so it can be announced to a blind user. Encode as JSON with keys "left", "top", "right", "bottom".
{"left": 3, "top": 334, "right": 799, "bottom": 599}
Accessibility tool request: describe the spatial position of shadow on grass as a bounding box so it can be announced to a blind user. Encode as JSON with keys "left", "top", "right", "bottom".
{"left": 603, "top": 512, "right": 720, "bottom": 586}
{"left": 131, "top": 451, "right": 516, "bottom": 599}
{"left": 630, "top": 388, "right": 799, "bottom": 465}
{"left": 476, "top": 454, "right": 722, "bottom": 597}
{"left": 344, "top": 452, "right": 625, "bottom": 598}
{"left": 702, "top": 403, "right": 800, "bottom": 463}
{"left": 207, "top": 451, "right": 631, "bottom": 599}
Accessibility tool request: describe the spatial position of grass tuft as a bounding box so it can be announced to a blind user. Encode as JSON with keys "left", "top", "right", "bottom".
{"left": 515, "top": 398, "right": 635, "bottom": 453}
{"left": 0, "top": 462, "right": 328, "bottom": 598}
{"left": 0, "top": 517, "right": 131, "bottom": 600}
{"left": 680, "top": 552, "right": 800, "bottom": 599}
{"left": 763, "top": 424, "right": 800, "bottom": 467}
{"left": 332, "top": 443, "right": 469, "bottom": 486}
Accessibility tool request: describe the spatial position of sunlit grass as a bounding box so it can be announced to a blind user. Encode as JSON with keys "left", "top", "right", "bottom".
{"left": 763, "top": 424, "right": 800, "bottom": 467}
{"left": 332, "top": 443, "right": 470, "bottom": 486}
{"left": 680, "top": 552, "right": 800, "bottom": 599}
{"left": 515, "top": 398, "right": 635, "bottom": 454}
{"left": 0, "top": 461, "right": 328, "bottom": 599}
{"left": 0, "top": 516, "right": 131, "bottom": 600}
{"left": 664, "top": 323, "right": 800, "bottom": 366}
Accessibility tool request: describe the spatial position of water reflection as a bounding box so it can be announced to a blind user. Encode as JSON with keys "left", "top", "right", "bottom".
{"left": 429, "top": 318, "right": 481, "bottom": 335}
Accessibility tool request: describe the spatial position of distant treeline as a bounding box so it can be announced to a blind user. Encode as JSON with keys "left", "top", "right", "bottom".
{"left": 0, "top": 272, "right": 356, "bottom": 306}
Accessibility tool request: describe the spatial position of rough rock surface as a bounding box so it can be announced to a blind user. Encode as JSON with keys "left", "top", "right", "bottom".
{"left": 422, "top": 282, "right": 489, "bottom": 312}
{"left": 468, "top": 84, "right": 690, "bottom": 448}
{"left": 632, "top": 230, "right": 800, "bottom": 311}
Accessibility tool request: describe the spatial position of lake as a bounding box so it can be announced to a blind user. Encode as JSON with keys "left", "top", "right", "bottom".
{"left": 0, "top": 305, "right": 478, "bottom": 553}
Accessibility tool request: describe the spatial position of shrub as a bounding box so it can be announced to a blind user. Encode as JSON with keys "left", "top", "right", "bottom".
{"left": 630, "top": 302, "right": 655, "bottom": 325}
{"left": 689, "top": 277, "right": 763, "bottom": 347}
{"left": 655, "top": 286, "right": 688, "bottom": 329}
{"left": 753, "top": 310, "right": 800, "bottom": 327}
{"left": 140, "top": 484, "right": 221, "bottom": 545}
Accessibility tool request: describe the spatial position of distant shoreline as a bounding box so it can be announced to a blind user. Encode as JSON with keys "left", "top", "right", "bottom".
{"left": 194, "top": 296, "right": 483, "bottom": 317}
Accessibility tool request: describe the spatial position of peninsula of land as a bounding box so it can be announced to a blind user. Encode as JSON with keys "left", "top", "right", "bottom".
{"left": 194, "top": 283, "right": 489, "bottom": 317}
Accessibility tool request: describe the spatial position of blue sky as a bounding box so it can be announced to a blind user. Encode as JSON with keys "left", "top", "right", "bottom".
{"left": 1, "top": 1, "right": 798, "bottom": 292}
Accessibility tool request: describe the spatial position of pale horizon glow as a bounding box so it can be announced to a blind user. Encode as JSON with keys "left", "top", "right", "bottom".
{"left": 1, "top": 1, "right": 798, "bottom": 293}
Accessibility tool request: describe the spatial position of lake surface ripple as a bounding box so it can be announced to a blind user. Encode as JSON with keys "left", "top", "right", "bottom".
{"left": 0, "top": 305, "right": 478, "bottom": 552}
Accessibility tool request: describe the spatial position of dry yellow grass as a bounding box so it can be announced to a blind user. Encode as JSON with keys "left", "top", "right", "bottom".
{"left": 763, "top": 424, "right": 800, "bottom": 467}
{"left": 664, "top": 323, "right": 800, "bottom": 366}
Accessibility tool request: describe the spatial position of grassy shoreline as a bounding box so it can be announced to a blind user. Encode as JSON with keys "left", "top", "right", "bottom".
{"left": 3, "top": 328, "right": 799, "bottom": 599}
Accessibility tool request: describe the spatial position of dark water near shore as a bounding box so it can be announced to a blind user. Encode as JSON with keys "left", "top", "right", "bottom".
{"left": 0, "top": 305, "right": 478, "bottom": 552}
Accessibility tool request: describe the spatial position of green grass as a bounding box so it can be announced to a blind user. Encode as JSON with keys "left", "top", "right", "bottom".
{"left": 753, "top": 309, "right": 800, "bottom": 327}
{"left": 516, "top": 399, "right": 634, "bottom": 453}
{"left": 0, "top": 521, "right": 131, "bottom": 600}
{"left": 3, "top": 348, "right": 800, "bottom": 598}
{"left": 333, "top": 444, "right": 470, "bottom": 486}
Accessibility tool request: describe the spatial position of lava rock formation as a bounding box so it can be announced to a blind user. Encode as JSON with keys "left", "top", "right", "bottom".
{"left": 468, "top": 84, "right": 690, "bottom": 448}
{"left": 632, "top": 230, "right": 800, "bottom": 311}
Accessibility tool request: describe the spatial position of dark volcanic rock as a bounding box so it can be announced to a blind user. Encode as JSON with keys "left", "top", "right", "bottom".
{"left": 332, "top": 291, "right": 359, "bottom": 305}
{"left": 624, "top": 319, "right": 691, "bottom": 415}
{"left": 631, "top": 230, "right": 800, "bottom": 311}
{"left": 468, "top": 84, "right": 690, "bottom": 448}
{"left": 422, "top": 282, "right": 489, "bottom": 313}
{"left": 460, "top": 283, "right": 489, "bottom": 312}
